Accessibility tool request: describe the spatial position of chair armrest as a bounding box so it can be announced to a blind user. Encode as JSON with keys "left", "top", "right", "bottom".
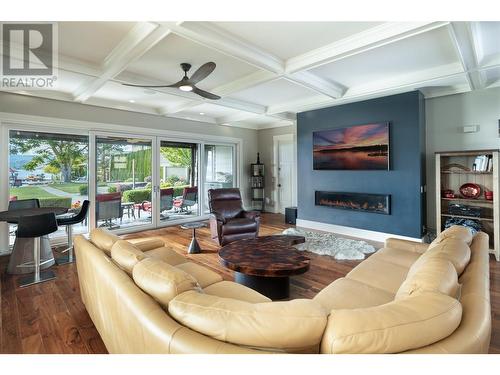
{"left": 128, "top": 238, "right": 165, "bottom": 251}
{"left": 210, "top": 213, "right": 226, "bottom": 224}
{"left": 242, "top": 210, "right": 260, "bottom": 220}
{"left": 384, "top": 238, "right": 429, "bottom": 254}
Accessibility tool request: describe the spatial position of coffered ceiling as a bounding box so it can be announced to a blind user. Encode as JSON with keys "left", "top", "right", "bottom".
{"left": 2, "top": 21, "right": 500, "bottom": 129}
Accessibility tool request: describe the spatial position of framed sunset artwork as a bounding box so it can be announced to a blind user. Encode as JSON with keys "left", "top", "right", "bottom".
{"left": 313, "top": 122, "right": 390, "bottom": 170}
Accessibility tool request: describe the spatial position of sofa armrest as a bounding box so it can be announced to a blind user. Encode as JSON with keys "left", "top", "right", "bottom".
{"left": 128, "top": 238, "right": 165, "bottom": 251}
{"left": 242, "top": 210, "right": 260, "bottom": 220}
{"left": 384, "top": 238, "right": 429, "bottom": 254}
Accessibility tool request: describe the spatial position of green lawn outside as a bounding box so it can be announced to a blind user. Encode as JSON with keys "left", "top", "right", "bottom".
{"left": 50, "top": 182, "right": 86, "bottom": 194}
{"left": 10, "top": 186, "right": 58, "bottom": 200}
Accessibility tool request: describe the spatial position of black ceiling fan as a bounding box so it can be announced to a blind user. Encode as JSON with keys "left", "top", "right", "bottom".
{"left": 122, "top": 62, "right": 221, "bottom": 100}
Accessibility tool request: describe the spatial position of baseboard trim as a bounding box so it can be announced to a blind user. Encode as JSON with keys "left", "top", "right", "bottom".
{"left": 296, "top": 219, "right": 424, "bottom": 243}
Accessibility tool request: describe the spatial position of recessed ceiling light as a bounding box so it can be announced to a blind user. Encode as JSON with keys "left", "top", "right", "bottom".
{"left": 221, "top": 123, "right": 230, "bottom": 126}
{"left": 129, "top": 100, "right": 135, "bottom": 103}
{"left": 199, "top": 112, "right": 205, "bottom": 115}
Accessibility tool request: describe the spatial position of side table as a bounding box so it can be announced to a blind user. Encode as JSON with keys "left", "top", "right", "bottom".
{"left": 180, "top": 222, "right": 207, "bottom": 254}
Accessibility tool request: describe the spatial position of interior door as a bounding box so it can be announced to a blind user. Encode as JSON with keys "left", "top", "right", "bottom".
{"left": 277, "top": 138, "right": 294, "bottom": 214}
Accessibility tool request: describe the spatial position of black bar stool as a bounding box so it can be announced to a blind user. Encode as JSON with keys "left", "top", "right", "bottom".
{"left": 56, "top": 200, "right": 89, "bottom": 265}
{"left": 8, "top": 198, "right": 40, "bottom": 234}
{"left": 17, "top": 213, "right": 59, "bottom": 288}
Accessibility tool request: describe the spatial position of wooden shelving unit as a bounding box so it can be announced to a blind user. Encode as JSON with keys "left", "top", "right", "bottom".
{"left": 436, "top": 150, "right": 499, "bottom": 261}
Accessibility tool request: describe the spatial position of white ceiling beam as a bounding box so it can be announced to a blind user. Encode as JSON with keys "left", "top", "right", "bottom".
{"left": 169, "top": 22, "right": 347, "bottom": 100}
{"left": 157, "top": 96, "right": 266, "bottom": 117}
{"left": 284, "top": 71, "right": 346, "bottom": 98}
{"left": 215, "top": 112, "right": 260, "bottom": 125}
{"left": 447, "top": 22, "right": 484, "bottom": 90}
{"left": 216, "top": 112, "right": 295, "bottom": 127}
{"left": 267, "top": 63, "right": 475, "bottom": 114}
{"left": 285, "top": 22, "right": 450, "bottom": 73}
{"left": 73, "top": 22, "right": 172, "bottom": 102}
{"left": 168, "top": 22, "right": 285, "bottom": 74}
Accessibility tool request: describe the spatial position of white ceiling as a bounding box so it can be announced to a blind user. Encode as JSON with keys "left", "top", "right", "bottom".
{"left": 2, "top": 21, "right": 500, "bottom": 130}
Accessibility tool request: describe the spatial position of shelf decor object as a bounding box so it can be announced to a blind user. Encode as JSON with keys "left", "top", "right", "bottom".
{"left": 250, "top": 153, "right": 265, "bottom": 211}
{"left": 459, "top": 183, "right": 482, "bottom": 198}
{"left": 436, "top": 149, "right": 499, "bottom": 261}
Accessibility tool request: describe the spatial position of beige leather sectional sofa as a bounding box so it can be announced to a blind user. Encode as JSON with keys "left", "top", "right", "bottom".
{"left": 73, "top": 225, "right": 491, "bottom": 354}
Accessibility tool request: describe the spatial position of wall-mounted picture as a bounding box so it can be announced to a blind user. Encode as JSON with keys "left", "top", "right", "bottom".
{"left": 313, "top": 122, "right": 390, "bottom": 170}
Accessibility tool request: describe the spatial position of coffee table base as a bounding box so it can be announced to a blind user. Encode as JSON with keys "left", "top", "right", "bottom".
{"left": 234, "top": 272, "right": 289, "bottom": 300}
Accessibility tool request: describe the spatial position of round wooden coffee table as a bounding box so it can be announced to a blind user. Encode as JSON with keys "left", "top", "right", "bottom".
{"left": 218, "top": 235, "right": 309, "bottom": 300}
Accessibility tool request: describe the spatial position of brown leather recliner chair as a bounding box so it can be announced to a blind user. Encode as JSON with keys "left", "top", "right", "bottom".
{"left": 208, "top": 188, "right": 260, "bottom": 246}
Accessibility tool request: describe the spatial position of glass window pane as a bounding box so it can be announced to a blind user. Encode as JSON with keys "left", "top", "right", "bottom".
{"left": 95, "top": 136, "right": 152, "bottom": 230}
{"left": 8, "top": 130, "right": 89, "bottom": 244}
{"left": 159, "top": 141, "right": 199, "bottom": 222}
{"left": 203, "top": 144, "right": 235, "bottom": 212}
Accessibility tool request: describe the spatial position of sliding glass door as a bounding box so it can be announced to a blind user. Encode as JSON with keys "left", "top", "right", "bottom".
{"left": 8, "top": 129, "right": 89, "bottom": 243}
{"left": 203, "top": 144, "right": 236, "bottom": 213}
{"left": 3, "top": 125, "right": 239, "bottom": 250}
{"left": 157, "top": 140, "right": 200, "bottom": 223}
{"left": 95, "top": 135, "right": 153, "bottom": 230}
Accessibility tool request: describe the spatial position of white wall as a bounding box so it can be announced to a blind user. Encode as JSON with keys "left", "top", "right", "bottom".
{"left": 425, "top": 87, "right": 500, "bottom": 231}
{"left": 257, "top": 124, "right": 297, "bottom": 212}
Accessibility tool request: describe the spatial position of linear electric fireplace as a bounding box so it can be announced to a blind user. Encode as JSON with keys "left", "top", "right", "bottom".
{"left": 315, "top": 191, "right": 391, "bottom": 215}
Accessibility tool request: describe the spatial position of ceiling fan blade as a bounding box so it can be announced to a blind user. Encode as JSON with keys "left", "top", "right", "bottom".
{"left": 192, "top": 86, "right": 221, "bottom": 100}
{"left": 189, "top": 62, "right": 216, "bottom": 84}
{"left": 123, "top": 78, "right": 186, "bottom": 88}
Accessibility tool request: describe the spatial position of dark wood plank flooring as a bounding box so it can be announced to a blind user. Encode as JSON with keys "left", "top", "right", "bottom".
{"left": 1, "top": 213, "right": 499, "bottom": 353}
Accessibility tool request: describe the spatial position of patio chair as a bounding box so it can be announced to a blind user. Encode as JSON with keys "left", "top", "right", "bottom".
{"left": 138, "top": 188, "right": 174, "bottom": 219}
{"left": 174, "top": 186, "right": 198, "bottom": 214}
{"left": 96, "top": 192, "right": 123, "bottom": 229}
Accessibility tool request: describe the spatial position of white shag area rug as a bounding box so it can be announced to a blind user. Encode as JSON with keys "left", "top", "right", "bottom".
{"left": 281, "top": 228, "right": 376, "bottom": 260}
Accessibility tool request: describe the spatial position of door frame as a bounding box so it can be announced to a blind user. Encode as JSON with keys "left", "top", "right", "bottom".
{"left": 272, "top": 133, "right": 297, "bottom": 214}
{"left": 0, "top": 112, "right": 243, "bottom": 254}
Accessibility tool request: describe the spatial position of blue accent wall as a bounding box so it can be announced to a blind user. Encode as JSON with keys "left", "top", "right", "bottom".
{"left": 297, "top": 91, "right": 426, "bottom": 238}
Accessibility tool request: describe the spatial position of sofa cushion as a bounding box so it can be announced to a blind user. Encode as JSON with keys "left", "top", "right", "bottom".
{"left": 417, "top": 238, "right": 471, "bottom": 275}
{"left": 133, "top": 257, "right": 200, "bottom": 308}
{"left": 429, "top": 225, "right": 473, "bottom": 248}
{"left": 144, "top": 246, "right": 188, "bottom": 266}
{"left": 203, "top": 281, "right": 271, "bottom": 303}
{"left": 396, "top": 257, "right": 459, "bottom": 300}
{"left": 111, "top": 240, "right": 147, "bottom": 275}
{"left": 221, "top": 218, "right": 258, "bottom": 235}
{"left": 176, "top": 262, "right": 223, "bottom": 288}
{"left": 346, "top": 257, "right": 409, "bottom": 294}
{"left": 169, "top": 291, "right": 327, "bottom": 353}
{"left": 313, "top": 278, "right": 394, "bottom": 311}
{"left": 90, "top": 228, "right": 120, "bottom": 255}
{"left": 320, "top": 292, "right": 462, "bottom": 354}
{"left": 370, "top": 247, "right": 421, "bottom": 268}
{"left": 128, "top": 238, "right": 165, "bottom": 252}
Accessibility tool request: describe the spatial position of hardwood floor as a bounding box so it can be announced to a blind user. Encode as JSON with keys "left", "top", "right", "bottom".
{"left": 1, "top": 213, "right": 499, "bottom": 353}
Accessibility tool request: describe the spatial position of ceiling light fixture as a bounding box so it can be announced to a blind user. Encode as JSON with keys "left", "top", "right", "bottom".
{"left": 179, "top": 84, "right": 193, "bottom": 92}
{"left": 129, "top": 100, "right": 135, "bottom": 103}
{"left": 199, "top": 112, "right": 205, "bottom": 115}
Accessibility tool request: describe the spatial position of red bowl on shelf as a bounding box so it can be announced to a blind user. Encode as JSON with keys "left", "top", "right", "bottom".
{"left": 442, "top": 189, "right": 455, "bottom": 198}
{"left": 459, "top": 183, "right": 481, "bottom": 199}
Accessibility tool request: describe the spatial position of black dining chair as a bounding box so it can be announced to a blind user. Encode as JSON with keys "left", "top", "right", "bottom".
{"left": 7, "top": 198, "right": 40, "bottom": 234}
{"left": 56, "top": 200, "right": 89, "bottom": 265}
{"left": 17, "top": 212, "right": 59, "bottom": 287}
